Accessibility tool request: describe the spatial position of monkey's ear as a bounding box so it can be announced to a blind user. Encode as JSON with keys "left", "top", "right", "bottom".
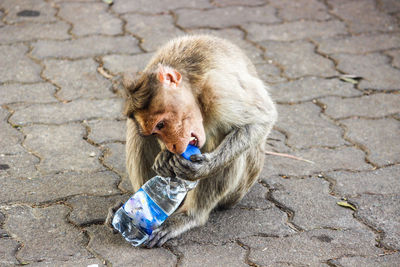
{"left": 157, "top": 64, "right": 182, "bottom": 87}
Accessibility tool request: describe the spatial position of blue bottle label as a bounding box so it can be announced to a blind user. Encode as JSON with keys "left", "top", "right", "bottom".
{"left": 123, "top": 188, "right": 168, "bottom": 235}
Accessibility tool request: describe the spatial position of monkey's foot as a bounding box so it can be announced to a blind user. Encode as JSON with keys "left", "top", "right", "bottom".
{"left": 104, "top": 200, "right": 124, "bottom": 234}
{"left": 146, "top": 213, "right": 198, "bottom": 248}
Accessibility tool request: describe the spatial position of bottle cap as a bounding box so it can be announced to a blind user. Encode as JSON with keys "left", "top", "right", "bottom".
{"left": 181, "top": 144, "right": 201, "bottom": 161}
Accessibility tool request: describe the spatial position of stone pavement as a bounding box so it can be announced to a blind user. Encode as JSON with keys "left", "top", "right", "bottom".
{"left": 0, "top": 0, "right": 399, "bottom": 266}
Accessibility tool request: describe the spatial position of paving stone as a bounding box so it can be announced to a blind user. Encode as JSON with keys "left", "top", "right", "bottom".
{"left": 337, "top": 253, "right": 400, "bottom": 267}
{"left": 0, "top": 238, "right": 19, "bottom": 266}
{"left": 237, "top": 182, "right": 273, "bottom": 210}
{"left": 316, "top": 33, "right": 400, "bottom": 54}
{"left": 241, "top": 228, "right": 380, "bottom": 266}
{"left": 0, "top": 107, "right": 25, "bottom": 155}
{"left": 255, "top": 62, "right": 287, "bottom": 84}
{"left": 266, "top": 176, "right": 363, "bottom": 230}
{"left": 28, "top": 258, "right": 104, "bottom": 267}
{"left": 270, "top": 0, "right": 331, "bottom": 21}
{"left": 0, "top": 44, "right": 41, "bottom": 83}
{"left": 53, "top": 0, "right": 96, "bottom": 2}
{"left": 112, "top": 0, "right": 211, "bottom": 14}
{"left": 329, "top": 0, "right": 399, "bottom": 34}
{"left": 102, "top": 53, "right": 154, "bottom": 74}
{"left": 321, "top": 94, "right": 400, "bottom": 119}
{"left": 67, "top": 194, "right": 128, "bottom": 226}
{"left": 353, "top": 194, "right": 400, "bottom": 250}
{"left": 178, "top": 205, "right": 293, "bottom": 245}
{"left": 0, "top": 152, "right": 39, "bottom": 180}
{"left": 0, "top": 83, "right": 57, "bottom": 105}
{"left": 4, "top": 205, "right": 92, "bottom": 263}
{"left": 379, "top": 0, "right": 400, "bottom": 13}
{"left": 333, "top": 53, "right": 400, "bottom": 90}
{"left": 0, "top": 171, "right": 120, "bottom": 204}
{"left": 31, "top": 36, "right": 140, "bottom": 59}
{"left": 87, "top": 119, "right": 125, "bottom": 144}
{"left": 23, "top": 124, "right": 103, "bottom": 173}
{"left": 188, "top": 28, "right": 265, "bottom": 64}
{"left": 212, "top": 0, "right": 266, "bottom": 6}
{"left": 247, "top": 20, "right": 346, "bottom": 42}
{"left": 0, "top": 22, "right": 70, "bottom": 44}
{"left": 328, "top": 165, "right": 400, "bottom": 197}
{"left": 176, "top": 6, "right": 279, "bottom": 29}
{"left": 341, "top": 118, "right": 400, "bottom": 166}
{"left": 102, "top": 141, "right": 127, "bottom": 178}
{"left": 102, "top": 142, "right": 131, "bottom": 192}
{"left": 178, "top": 242, "right": 247, "bottom": 267}
{"left": 124, "top": 14, "right": 184, "bottom": 52}
{"left": 262, "top": 41, "right": 338, "bottom": 79}
{"left": 43, "top": 58, "right": 113, "bottom": 101}
{"left": 263, "top": 147, "right": 372, "bottom": 177}
{"left": 10, "top": 98, "right": 123, "bottom": 125}
{"left": 276, "top": 103, "right": 345, "bottom": 149}
{"left": 86, "top": 225, "right": 177, "bottom": 266}
{"left": 58, "top": 2, "right": 122, "bottom": 36}
{"left": 272, "top": 77, "right": 361, "bottom": 103}
{"left": 1, "top": 0, "right": 57, "bottom": 23}
{"left": 386, "top": 49, "right": 400, "bottom": 68}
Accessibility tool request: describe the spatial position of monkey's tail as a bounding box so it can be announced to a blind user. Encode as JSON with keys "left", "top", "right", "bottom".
{"left": 265, "top": 150, "right": 315, "bottom": 164}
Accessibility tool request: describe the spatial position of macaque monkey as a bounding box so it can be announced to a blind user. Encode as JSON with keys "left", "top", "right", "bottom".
{"left": 109, "top": 35, "right": 277, "bottom": 247}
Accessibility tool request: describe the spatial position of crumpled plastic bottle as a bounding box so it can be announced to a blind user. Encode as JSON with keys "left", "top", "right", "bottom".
{"left": 111, "top": 144, "right": 200, "bottom": 246}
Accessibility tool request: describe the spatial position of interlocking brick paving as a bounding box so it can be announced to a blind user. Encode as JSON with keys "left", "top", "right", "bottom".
{"left": 0, "top": 0, "right": 398, "bottom": 265}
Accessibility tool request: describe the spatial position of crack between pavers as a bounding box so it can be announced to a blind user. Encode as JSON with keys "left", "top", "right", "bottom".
{"left": 236, "top": 239, "right": 260, "bottom": 267}
{"left": 81, "top": 121, "right": 125, "bottom": 194}
{"left": 320, "top": 0, "right": 353, "bottom": 35}
{"left": 162, "top": 243, "right": 183, "bottom": 267}
{"left": 259, "top": 179, "right": 304, "bottom": 232}
{"left": 308, "top": 38, "right": 344, "bottom": 78}
{"left": 25, "top": 42, "right": 69, "bottom": 104}
{"left": 351, "top": 206, "right": 397, "bottom": 253}
{"left": 31, "top": 50, "right": 150, "bottom": 61}
{"left": 61, "top": 201, "right": 111, "bottom": 266}
{"left": 7, "top": 116, "right": 124, "bottom": 128}
{"left": 311, "top": 98, "right": 379, "bottom": 170}
{"left": 49, "top": 0, "right": 77, "bottom": 39}
{"left": 94, "top": 56, "right": 126, "bottom": 98}
{"left": 0, "top": 207, "right": 25, "bottom": 265}
{"left": 83, "top": 230, "right": 111, "bottom": 267}
{"left": 115, "top": 11, "right": 150, "bottom": 53}
{"left": 2, "top": 105, "right": 43, "bottom": 175}
{"left": 2, "top": 191, "right": 128, "bottom": 208}
{"left": 210, "top": 0, "right": 268, "bottom": 8}
{"left": 170, "top": 10, "right": 189, "bottom": 33}
{"left": 270, "top": 126, "right": 294, "bottom": 151}
{"left": 379, "top": 49, "right": 400, "bottom": 71}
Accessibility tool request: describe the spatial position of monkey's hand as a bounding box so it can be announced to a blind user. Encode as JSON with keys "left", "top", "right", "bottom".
{"left": 145, "top": 212, "right": 199, "bottom": 248}
{"left": 169, "top": 153, "right": 214, "bottom": 181}
{"left": 152, "top": 149, "right": 176, "bottom": 177}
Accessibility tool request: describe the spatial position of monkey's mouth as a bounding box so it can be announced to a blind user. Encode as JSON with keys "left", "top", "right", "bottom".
{"left": 189, "top": 133, "right": 199, "bottom": 147}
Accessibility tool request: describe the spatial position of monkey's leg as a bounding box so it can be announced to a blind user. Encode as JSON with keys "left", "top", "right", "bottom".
{"left": 217, "top": 146, "right": 265, "bottom": 210}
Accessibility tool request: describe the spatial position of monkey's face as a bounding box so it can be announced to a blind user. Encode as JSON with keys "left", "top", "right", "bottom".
{"left": 133, "top": 65, "right": 206, "bottom": 155}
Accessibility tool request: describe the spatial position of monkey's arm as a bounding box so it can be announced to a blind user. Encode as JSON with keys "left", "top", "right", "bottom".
{"left": 169, "top": 121, "right": 271, "bottom": 181}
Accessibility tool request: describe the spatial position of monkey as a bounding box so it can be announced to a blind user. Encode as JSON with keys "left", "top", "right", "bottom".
{"left": 107, "top": 34, "right": 277, "bottom": 248}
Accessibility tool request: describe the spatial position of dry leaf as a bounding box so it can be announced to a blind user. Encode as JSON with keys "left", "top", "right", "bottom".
{"left": 337, "top": 201, "right": 357, "bottom": 211}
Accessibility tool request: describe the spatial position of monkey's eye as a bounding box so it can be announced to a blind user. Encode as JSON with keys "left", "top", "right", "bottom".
{"left": 155, "top": 121, "right": 165, "bottom": 131}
